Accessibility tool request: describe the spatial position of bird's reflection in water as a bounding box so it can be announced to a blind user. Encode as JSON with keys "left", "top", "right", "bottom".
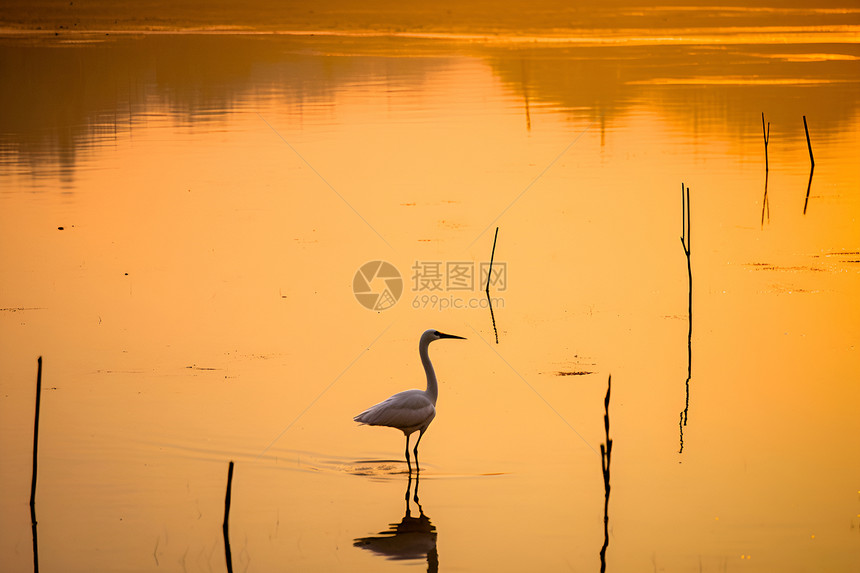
{"left": 354, "top": 473, "right": 438, "bottom": 572}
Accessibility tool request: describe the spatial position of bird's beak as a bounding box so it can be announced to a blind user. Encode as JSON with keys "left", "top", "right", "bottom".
{"left": 438, "top": 332, "right": 466, "bottom": 340}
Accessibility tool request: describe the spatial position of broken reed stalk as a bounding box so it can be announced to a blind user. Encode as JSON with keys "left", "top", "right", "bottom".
{"left": 223, "top": 461, "right": 235, "bottom": 573}
{"left": 30, "top": 357, "right": 43, "bottom": 515}
{"left": 803, "top": 115, "right": 814, "bottom": 168}
{"left": 599, "top": 375, "right": 612, "bottom": 572}
{"left": 761, "top": 112, "right": 770, "bottom": 172}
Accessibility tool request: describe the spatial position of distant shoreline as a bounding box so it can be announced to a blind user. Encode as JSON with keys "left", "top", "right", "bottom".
{"left": 1, "top": 25, "right": 858, "bottom": 49}
{"left": 2, "top": 2, "right": 859, "bottom": 39}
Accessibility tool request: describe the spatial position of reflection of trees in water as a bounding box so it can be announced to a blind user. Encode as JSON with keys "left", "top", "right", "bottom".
{"left": 489, "top": 44, "right": 860, "bottom": 142}
{"left": 1, "top": 34, "right": 857, "bottom": 184}
{"left": 354, "top": 473, "right": 438, "bottom": 572}
{"left": 0, "top": 35, "right": 446, "bottom": 184}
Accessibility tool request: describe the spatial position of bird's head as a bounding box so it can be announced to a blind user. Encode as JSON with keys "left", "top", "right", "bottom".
{"left": 422, "top": 329, "right": 466, "bottom": 344}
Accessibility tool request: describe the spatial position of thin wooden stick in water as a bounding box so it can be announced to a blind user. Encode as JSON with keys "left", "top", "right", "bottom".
{"left": 223, "top": 461, "right": 235, "bottom": 573}
{"left": 30, "top": 357, "right": 43, "bottom": 514}
{"left": 761, "top": 112, "right": 770, "bottom": 172}
{"left": 686, "top": 185, "right": 691, "bottom": 313}
{"left": 485, "top": 227, "right": 499, "bottom": 296}
{"left": 680, "top": 184, "right": 691, "bottom": 299}
{"left": 223, "top": 461, "right": 234, "bottom": 529}
{"left": 803, "top": 115, "right": 814, "bottom": 168}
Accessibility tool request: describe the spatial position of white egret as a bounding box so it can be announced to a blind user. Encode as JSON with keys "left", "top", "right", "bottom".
{"left": 354, "top": 329, "right": 466, "bottom": 473}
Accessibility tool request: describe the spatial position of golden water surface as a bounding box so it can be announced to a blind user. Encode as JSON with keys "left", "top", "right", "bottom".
{"left": 1, "top": 3, "right": 859, "bottom": 572}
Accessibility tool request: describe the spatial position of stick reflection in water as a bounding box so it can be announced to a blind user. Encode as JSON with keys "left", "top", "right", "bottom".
{"left": 223, "top": 461, "right": 235, "bottom": 573}
{"left": 760, "top": 113, "right": 771, "bottom": 227}
{"left": 30, "top": 357, "right": 43, "bottom": 573}
{"left": 803, "top": 115, "right": 815, "bottom": 215}
{"left": 599, "top": 375, "right": 612, "bottom": 572}
{"left": 679, "top": 184, "right": 692, "bottom": 453}
{"left": 354, "top": 473, "right": 438, "bottom": 572}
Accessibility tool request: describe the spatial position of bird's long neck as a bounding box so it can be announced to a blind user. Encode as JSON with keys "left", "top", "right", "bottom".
{"left": 420, "top": 342, "right": 438, "bottom": 405}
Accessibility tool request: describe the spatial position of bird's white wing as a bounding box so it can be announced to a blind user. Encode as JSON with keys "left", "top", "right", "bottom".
{"left": 354, "top": 389, "right": 435, "bottom": 431}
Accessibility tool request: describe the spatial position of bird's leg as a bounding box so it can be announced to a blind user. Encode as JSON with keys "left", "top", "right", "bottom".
{"left": 405, "top": 434, "right": 412, "bottom": 475}
{"left": 413, "top": 429, "right": 425, "bottom": 476}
